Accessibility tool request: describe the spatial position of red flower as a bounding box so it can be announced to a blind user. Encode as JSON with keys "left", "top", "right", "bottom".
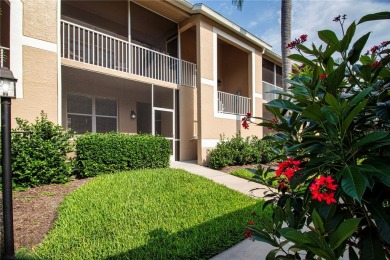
{"left": 286, "top": 34, "right": 308, "bottom": 49}
{"left": 319, "top": 73, "right": 327, "bottom": 79}
{"left": 245, "top": 228, "right": 253, "bottom": 238}
{"left": 275, "top": 158, "right": 302, "bottom": 192}
{"left": 371, "top": 61, "right": 380, "bottom": 69}
{"left": 248, "top": 221, "right": 255, "bottom": 225}
{"left": 310, "top": 175, "right": 338, "bottom": 205}
{"left": 242, "top": 118, "right": 249, "bottom": 129}
{"left": 371, "top": 45, "right": 379, "bottom": 53}
{"left": 242, "top": 112, "right": 252, "bottom": 129}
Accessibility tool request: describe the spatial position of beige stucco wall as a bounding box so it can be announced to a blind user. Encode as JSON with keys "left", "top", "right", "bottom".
{"left": 255, "top": 50, "right": 263, "bottom": 94}
{"left": 179, "top": 85, "right": 197, "bottom": 161}
{"left": 195, "top": 15, "right": 271, "bottom": 164}
{"left": 12, "top": 46, "right": 58, "bottom": 126}
{"left": 23, "top": 0, "right": 57, "bottom": 43}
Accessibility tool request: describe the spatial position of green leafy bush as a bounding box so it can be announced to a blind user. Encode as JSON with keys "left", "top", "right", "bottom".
{"left": 208, "top": 135, "right": 277, "bottom": 169}
{"left": 75, "top": 133, "right": 170, "bottom": 177}
{"left": 243, "top": 12, "right": 390, "bottom": 259}
{"left": 9, "top": 111, "right": 74, "bottom": 188}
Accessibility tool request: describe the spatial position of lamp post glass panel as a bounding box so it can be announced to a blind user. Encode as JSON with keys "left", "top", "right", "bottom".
{"left": 0, "top": 67, "right": 17, "bottom": 259}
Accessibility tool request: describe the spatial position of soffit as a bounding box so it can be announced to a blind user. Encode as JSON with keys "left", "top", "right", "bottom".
{"left": 133, "top": 0, "right": 190, "bottom": 23}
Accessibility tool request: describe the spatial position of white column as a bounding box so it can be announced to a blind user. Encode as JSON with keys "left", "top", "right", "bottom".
{"left": 10, "top": 0, "right": 23, "bottom": 98}
{"left": 57, "top": 0, "right": 62, "bottom": 125}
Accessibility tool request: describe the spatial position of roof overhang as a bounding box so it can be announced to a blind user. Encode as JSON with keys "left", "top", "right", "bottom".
{"left": 167, "top": 0, "right": 273, "bottom": 52}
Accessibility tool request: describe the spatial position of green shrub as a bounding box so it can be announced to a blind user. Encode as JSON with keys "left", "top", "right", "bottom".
{"left": 208, "top": 135, "right": 277, "bottom": 169}
{"left": 9, "top": 111, "right": 74, "bottom": 188}
{"left": 75, "top": 133, "right": 170, "bottom": 177}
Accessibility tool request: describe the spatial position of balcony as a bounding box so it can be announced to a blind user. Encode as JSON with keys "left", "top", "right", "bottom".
{"left": 61, "top": 20, "right": 196, "bottom": 87}
{"left": 0, "top": 46, "right": 9, "bottom": 68}
{"left": 217, "top": 91, "right": 251, "bottom": 115}
{"left": 262, "top": 81, "right": 283, "bottom": 102}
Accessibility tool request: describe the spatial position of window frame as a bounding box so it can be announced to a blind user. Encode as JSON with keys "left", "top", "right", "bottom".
{"left": 67, "top": 93, "right": 118, "bottom": 134}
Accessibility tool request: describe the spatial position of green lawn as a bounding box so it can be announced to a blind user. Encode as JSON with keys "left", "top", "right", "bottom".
{"left": 24, "top": 168, "right": 269, "bottom": 259}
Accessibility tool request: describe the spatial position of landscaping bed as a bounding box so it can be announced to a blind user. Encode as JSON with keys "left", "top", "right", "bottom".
{"left": 0, "top": 178, "right": 90, "bottom": 250}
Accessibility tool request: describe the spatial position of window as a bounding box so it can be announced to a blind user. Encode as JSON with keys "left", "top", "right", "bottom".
{"left": 262, "top": 59, "right": 283, "bottom": 88}
{"left": 67, "top": 94, "right": 117, "bottom": 134}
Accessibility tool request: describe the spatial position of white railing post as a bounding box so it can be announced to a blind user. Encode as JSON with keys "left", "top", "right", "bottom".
{"left": 217, "top": 91, "right": 251, "bottom": 115}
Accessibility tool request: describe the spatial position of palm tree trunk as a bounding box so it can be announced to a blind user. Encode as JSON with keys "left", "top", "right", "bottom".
{"left": 281, "top": 0, "right": 292, "bottom": 91}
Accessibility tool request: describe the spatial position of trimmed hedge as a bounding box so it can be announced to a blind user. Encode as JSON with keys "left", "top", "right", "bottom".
{"left": 75, "top": 133, "right": 171, "bottom": 177}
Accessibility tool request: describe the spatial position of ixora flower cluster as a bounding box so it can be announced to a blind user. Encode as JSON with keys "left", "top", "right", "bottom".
{"left": 309, "top": 175, "right": 338, "bottom": 205}
{"left": 275, "top": 158, "right": 301, "bottom": 191}
{"left": 241, "top": 112, "right": 251, "bottom": 129}
{"left": 286, "top": 34, "right": 308, "bottom": 49}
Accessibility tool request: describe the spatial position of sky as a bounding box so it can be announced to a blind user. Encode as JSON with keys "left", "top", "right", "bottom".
{"left": 189, "top": 0, "right": 390, "bottom": 56}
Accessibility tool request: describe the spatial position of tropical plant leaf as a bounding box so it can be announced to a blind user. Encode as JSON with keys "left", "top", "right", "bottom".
{"left": 339, "top": 22, "right": 356, "bottom": 52}
{"left": 251, "top": 227, "right": 280, "bottom": 247}
{"left": 267, "top": 99, "right": 303, "bottom": 113}
{"left": 341, "top": 100, "right": 367, "bottom": 133}
{"left": 347, "top": 32, "right": 371, "bottom": 64}
{"left": 318, "top": 30, "right": 339, "bottom": 47}
{"left": 302, "top": 104, "right": 326, "bottom": 121}
{"left": 289, "top": 54, "right": 316, "bottom": 67}
{"left": 266, "top": 249, "right": 279, "bottom": 260}
{"left": 357, "top": 12, "right": 390, "bottom": 24}
{"left": 349, "top": 246, "right": 359, "bottom": 260}
{"left": 359, "top": 227, "right": 387, "bottom": 260}
{"left": 327, "top": 61, "right": 346, "bottom": 96}
{"left": 312, "top": 209, "right": 325, "bottom": 234}
{"left": 329, "top": 218, "right": 361, "bottom": 250}
{"left": 349, "top": 87, "right": 372, "bottom": 106}
{"left": 362, "top": 160, "right": 390, "bottom": 187}
{"left": 352, "top": 131, "right": 389, "bottom": 148}
{"left": 340, "top": 166, "right": 366, "bottom": 203}
{"left": 324, "top": 93, "right": 339, "bottom": 108}
{"left": 366, "top": 203, "right": 390, "bottom": 244}
{"left": 279, "top": 228, "right": 311, "bottom": 245}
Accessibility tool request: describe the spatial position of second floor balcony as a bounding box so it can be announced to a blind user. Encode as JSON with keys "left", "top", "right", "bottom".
{"left": 61, "top": 20, "right": 197, "bottom": 88}
{"left": 217, "top": 91, "right": 251, "bottom": 115}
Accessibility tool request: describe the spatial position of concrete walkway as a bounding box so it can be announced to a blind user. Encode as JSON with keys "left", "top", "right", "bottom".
{"left": 170, "top": 161, "right": 276, "bottom": 259}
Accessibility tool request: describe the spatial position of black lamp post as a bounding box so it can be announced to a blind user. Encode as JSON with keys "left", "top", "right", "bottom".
{"left": 0, "top": 67, "right": 17, "bottom": 259}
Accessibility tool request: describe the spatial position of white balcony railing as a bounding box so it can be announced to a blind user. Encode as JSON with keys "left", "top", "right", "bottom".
{"left": 263, "top": 81, "right": 283, "bottom": 102}
{"left": 61, "top": 20, "right": 196, "bottom": 87}
{"left": 0, "top": 46, "right": 10, "bottom": 68}
{"left": 217, "top": 91, "right": 251, "bottom": 115}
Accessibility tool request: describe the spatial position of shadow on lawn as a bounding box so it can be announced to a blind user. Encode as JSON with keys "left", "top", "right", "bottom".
{"left": 105, "top": 202, "right": 265, "bottom": 260}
